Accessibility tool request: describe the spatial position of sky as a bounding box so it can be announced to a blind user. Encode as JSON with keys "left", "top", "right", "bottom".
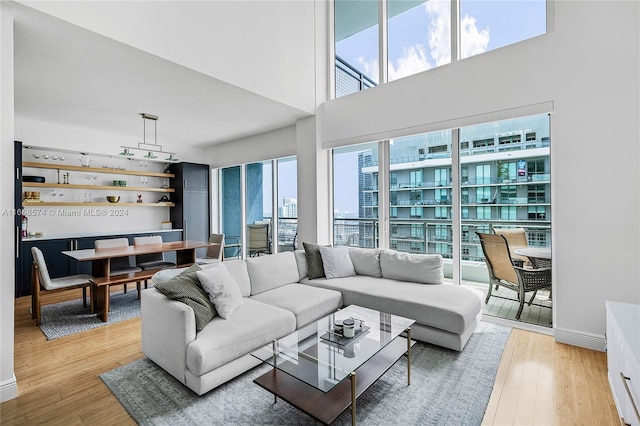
{"left": 337, "top": 0, "right": 546, "bottom": 83}
{"left": 332, "top": 0, "right": 547, "bottom": 216}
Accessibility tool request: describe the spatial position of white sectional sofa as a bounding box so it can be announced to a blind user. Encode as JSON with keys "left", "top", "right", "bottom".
{"left": 141, "top": 247, "right": 482, "bottom": 396}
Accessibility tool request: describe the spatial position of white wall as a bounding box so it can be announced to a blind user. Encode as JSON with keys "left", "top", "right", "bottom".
{"left": 0, "top": 2, "right": 17, "bottom": 402}
{"left": 16, "top": 117, "right": 206, "bottom": 163}
{"left": 19, "top": 0, "right": 317, "bottom": 114}
{"left": 204, "top": 125, "right": 297, "bottom": 168}
{"left": 321, "top": 1, "right": 640, "bottom": 349}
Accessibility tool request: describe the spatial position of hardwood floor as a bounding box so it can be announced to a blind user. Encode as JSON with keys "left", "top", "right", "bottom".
{"left": 2, "top": 289, "right": 622, "bottom": 425}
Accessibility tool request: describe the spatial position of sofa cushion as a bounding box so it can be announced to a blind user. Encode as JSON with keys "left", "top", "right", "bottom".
{"left": 319, "top": 246, "right": 356, "bottom": 279}
{"left": 348, "top": 247, "right": 382, "bottom": 277}
{"left": 186, "top": 298, "right": 295, "bottom": 375}
{"left": 250, "top": 284, "right": 343, "bottom": 328}
{"left": 153, "top": 263, "right": 217, "bottom": 332}
{"left": 379, "top": 250, "right": 444, "bottom": 284}
{"left": 223, "top": 259, "right": 251, "bottom": 297}
{"left": 302, "top": 275, "right": 480, "bottom": 335}
{"left": 303, "top": 242, "right": 326, "bottom": 279}
{"left": 196, "top": 264, "right": 244, "bottom": 319}
{"left": 246, "top": 251, "right": 300, "bottom": 295}
{"left": 293, "top": 250, "right": 308, "bottom": 280}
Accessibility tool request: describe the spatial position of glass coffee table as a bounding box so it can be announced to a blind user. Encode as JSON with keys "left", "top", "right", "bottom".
{"left": 251, "top": 305, "right": 415, "bottom": 425}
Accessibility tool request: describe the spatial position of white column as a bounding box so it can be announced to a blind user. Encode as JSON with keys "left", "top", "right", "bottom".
{"left": 0, "top": 1, "right": 17, "bottom": 402}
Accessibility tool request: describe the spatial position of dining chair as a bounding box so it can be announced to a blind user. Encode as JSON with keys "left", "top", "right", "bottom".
{"left": 94, "top": 238, "right": 142, "bottom": 294}
{"left": 247, "top": 223, "right": 269, "bottom": 256}
{"left": 31, "top": 246, "right": 93, "bottom": 326}
{"left": 196, "top": 233, "right": 225, "bottom": 265}
{"left": 133, "top": 235, "right": 177, "bottom": 270}
{"left": 476, "top": 232, "right": 552, "bottom": 320}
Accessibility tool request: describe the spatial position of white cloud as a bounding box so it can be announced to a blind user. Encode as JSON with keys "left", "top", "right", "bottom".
{"left": 389, "top": 45, "right": 430, "bottom": 81}
{"left": 426, "top": 0, "right": 451, "bottom": 66}
{"left": 358, "top": 56, "right": 380, "bottom": 84}
{"left": 460, "top": 14, "right": 490, "bottom": 58}
{"left": 357, "top": 1, "right": 489, "bottom": 83}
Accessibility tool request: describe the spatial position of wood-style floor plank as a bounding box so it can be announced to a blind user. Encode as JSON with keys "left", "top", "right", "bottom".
{"left": 1, "top": 290, "right": 622, "bottom": 425}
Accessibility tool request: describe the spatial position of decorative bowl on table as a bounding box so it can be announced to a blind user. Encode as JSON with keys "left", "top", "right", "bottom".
{"left": 106, "top": 196, "right": 120, "bottom": 203}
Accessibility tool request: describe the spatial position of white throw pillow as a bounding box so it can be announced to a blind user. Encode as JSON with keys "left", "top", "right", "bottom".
{"left": 319, "top": 246, "right": 356, "bottom": 279}
{"left": 196, "top": 263, "right": 244, "bottom": 319}
{"left": 379, "top": 250, "right": 444, "bottom": 284}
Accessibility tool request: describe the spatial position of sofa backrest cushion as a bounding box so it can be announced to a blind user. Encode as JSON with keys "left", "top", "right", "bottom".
{"left": 223, "top": 259, "right": 251, "bottom": 297}
{"left": 319, "top": 246, "right": 356, "bottom": 279}
{"left": 247, "top": 251, "right": 300, "bottom": 295}
{"left": 348, "top": 247, "right": 382, "bottom": 277}
{"left": 379, "top": 250, "right": 444, "bottom": 284}
{"left": 294, "top": 250, "right": 308, "bottom": 280}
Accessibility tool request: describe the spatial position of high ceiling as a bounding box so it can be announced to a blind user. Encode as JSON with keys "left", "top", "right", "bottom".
{"left": 13, "top": 5, "right": 312, "bottom": 149}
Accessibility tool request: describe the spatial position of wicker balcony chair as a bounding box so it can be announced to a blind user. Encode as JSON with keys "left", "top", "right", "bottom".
{"left": 476, "top": 232, "right": 552, "bottom": 320}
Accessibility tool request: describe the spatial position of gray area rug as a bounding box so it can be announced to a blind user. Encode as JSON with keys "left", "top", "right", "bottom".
{"left": 100, "top": 321, "right": 511, "bottom": 425}
{"left": 39, "top": 290, "right": 140, "bottom": 340}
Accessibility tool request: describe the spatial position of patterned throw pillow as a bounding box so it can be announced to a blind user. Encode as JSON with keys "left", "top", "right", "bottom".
{"left": 154, "top": 263, "right": 217, "bottom": 331}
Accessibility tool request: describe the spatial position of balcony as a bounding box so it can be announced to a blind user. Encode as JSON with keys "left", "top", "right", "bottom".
{"left": 333, "top": 217, "right": 552, "bottom": 328}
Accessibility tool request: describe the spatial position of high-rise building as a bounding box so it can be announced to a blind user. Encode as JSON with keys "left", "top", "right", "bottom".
{"left": 354, "top": 115, "right": 551, "bottom": 259}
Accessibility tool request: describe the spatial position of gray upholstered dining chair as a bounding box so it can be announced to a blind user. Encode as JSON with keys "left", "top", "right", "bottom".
{"left": 94, "top": 238, "right": 142, "bottom": 294}
{"left": 476, "top": 232, "right": 552, "bottom": 320}
{"left": 196, "top": 233, "right": 225, "bottom": 265}
{"left": 31, "top": 246, "right": 93, "bottom": 326}
{"left": 133, "top": 235, "right": 177, "bottom": 270}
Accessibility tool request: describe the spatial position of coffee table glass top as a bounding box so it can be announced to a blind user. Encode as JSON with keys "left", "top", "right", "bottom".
{"left": 251, "top": 305, "right": 415, "bottom": 392}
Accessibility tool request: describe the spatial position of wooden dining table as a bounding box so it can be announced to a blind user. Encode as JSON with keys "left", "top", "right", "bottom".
{"left": 62, "top": 240, "right": 217, "bottom": 321}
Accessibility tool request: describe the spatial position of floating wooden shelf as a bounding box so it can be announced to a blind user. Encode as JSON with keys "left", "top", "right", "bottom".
{"left": 22, "top": 182, "right": 174, "bottom": 193}
{"left": 22, "top": 161, "right": 175, "bottom": 178}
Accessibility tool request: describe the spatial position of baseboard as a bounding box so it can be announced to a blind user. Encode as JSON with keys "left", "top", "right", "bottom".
{"left": 481, "top": 315, "right": 554, "bottom": 336}
{"left": 0, "top": 374, "right": 17, "bottom": 402}
{"left": 554, "top": 326, "right": 606, "bottom": 352}
{"left": 482, "top": 317, "right": 607, "bottom": 352}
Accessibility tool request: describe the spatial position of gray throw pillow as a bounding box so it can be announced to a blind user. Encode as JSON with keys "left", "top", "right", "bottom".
{"left": 154, "top": 263, "right": 217, "bottom": 331}
{"left": 319, "top": 246, "right": 356, "bottom": 279}
{"left": 303, "top": 242, "right": 325, "bottom": 280}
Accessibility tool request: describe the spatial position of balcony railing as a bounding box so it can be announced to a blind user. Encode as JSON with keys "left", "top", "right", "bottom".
{"left": 333, "top": 217, "right": 550, "bottom": 261}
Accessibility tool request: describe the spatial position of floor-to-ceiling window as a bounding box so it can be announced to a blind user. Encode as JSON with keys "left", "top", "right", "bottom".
{"left": 221, "top": 166, "right": 242, "bottom": 259}
{"left": 331, "top": 114, "right": 552, "bottom": 327}
{"left": 389, "top": 131, "right": 453, "bottom": 256}
{"left": 219, "top": 156, "right": 297, "bottom": 258}
{"left": 333, "top": 143, "right": 379, "bottom": 247}
{"left": 246, "top": 161, "right": 272, "bottom": 256}
{"left": 277, "top": 157, "right": 298, "bottom": 251}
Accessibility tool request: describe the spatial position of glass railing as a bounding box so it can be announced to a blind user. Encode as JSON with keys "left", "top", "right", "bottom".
{"left": 333, "top": 217, "right": 550, "bottom": 259}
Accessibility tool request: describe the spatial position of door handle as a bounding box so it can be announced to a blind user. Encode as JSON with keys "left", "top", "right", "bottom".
{"left": 16, "top": 226, "right": 20, "bottom": 258}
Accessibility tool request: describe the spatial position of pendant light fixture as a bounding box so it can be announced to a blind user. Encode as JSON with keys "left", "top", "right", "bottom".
{"left": 119, "top": 113, "right": 179, "bottom": 161}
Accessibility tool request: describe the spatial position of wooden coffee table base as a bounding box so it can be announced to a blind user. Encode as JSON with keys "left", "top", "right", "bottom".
{"left": 253, "top": 335, "right": 414, "bottom": 425}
